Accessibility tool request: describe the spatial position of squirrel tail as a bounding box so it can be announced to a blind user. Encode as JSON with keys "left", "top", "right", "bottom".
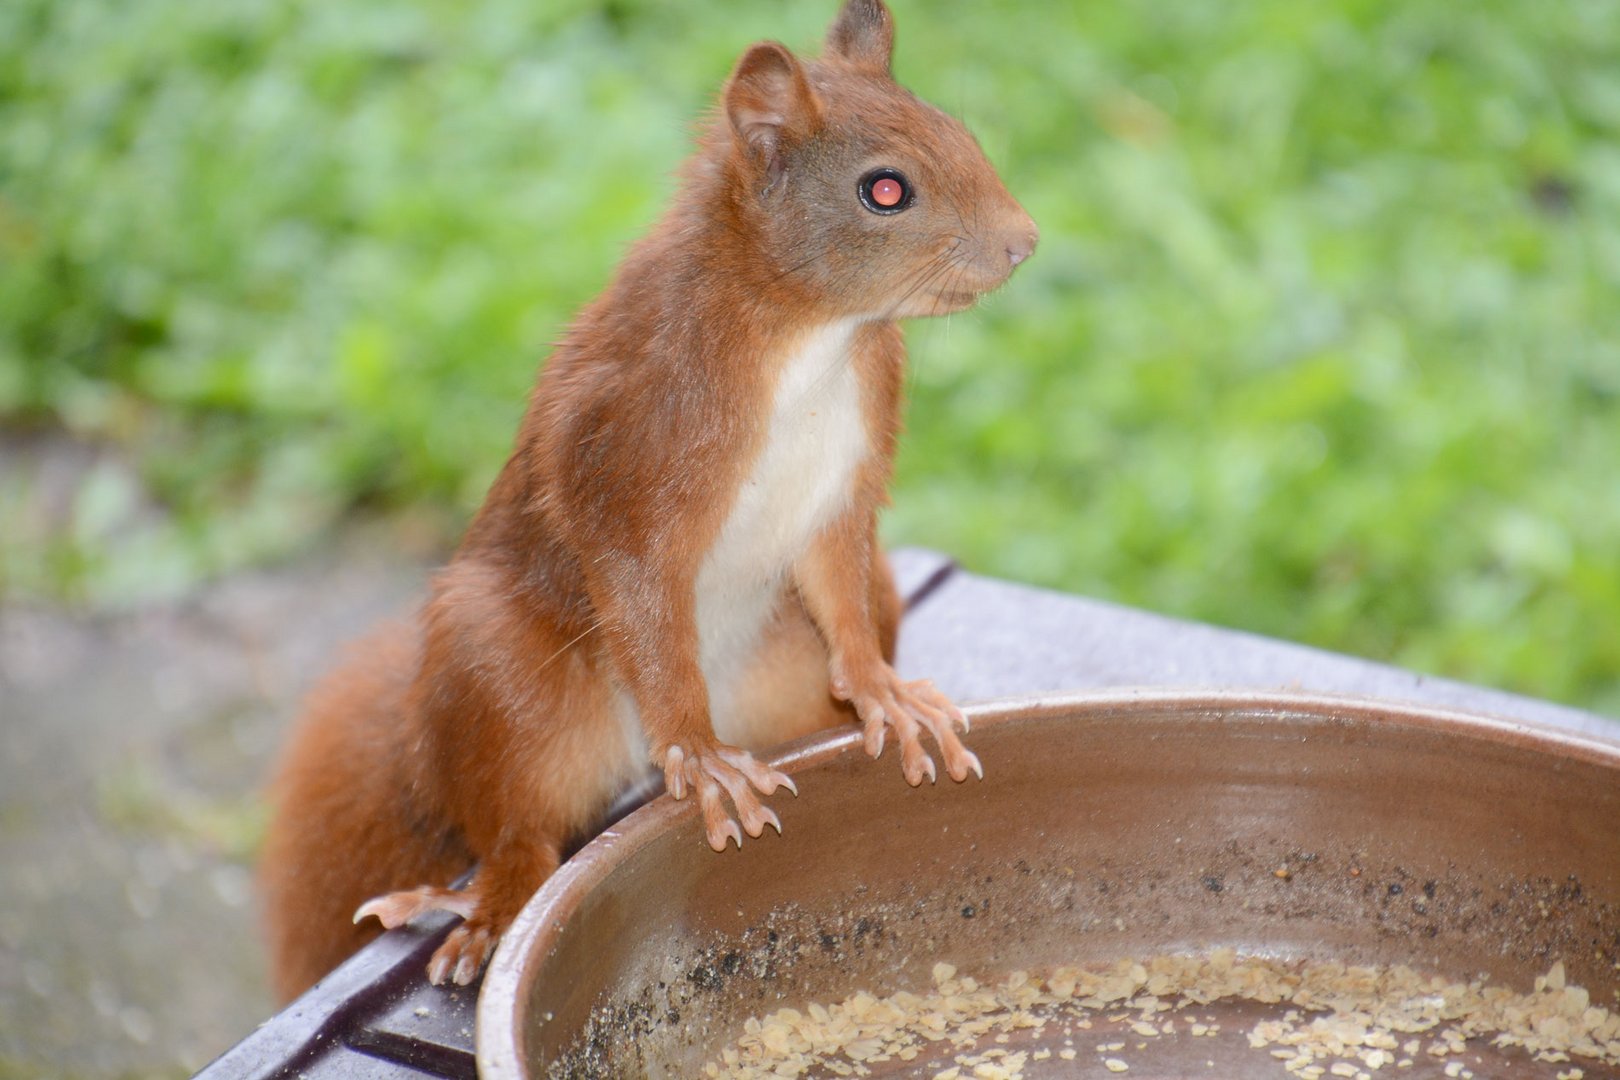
{"left": 258, "top": 619, "right": 469, "bottom": 1003}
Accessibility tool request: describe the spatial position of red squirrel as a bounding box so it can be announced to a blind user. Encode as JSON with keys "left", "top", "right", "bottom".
{"left": 259, "top": 0, "right": 1036, "bottom": 1000}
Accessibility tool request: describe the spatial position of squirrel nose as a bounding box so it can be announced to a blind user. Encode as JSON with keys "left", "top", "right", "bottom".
{"left": 1004, "top": 221, "right": 1038, "bottom": 268}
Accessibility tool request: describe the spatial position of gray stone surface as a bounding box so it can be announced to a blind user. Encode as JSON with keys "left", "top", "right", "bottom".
{"left": 0, "top": 538, "right": 431, "bottom": 1078}
{"left": 895, "top": 561, "right": 1620, "bottom": 744}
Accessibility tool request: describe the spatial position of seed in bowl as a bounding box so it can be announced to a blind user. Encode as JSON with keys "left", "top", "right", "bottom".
{"left": 703, "top": 954, "right": 1620, "bottom": 1079}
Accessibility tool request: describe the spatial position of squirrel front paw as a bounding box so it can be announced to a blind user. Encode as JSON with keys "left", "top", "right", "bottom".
{"left": 662, "top": 741, "right": 797, "bottom": 852}
{"left": 831, "top": 664, "right": 982, "bottom": 786}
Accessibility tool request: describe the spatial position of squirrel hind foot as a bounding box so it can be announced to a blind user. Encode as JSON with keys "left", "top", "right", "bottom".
{"left": 353, "top": 884, "right": 477, "bottom": 929}
{"left": 427, "top": 922, "right": 498, "bottom": 986}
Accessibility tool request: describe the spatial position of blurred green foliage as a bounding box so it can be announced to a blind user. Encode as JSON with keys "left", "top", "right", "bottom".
{"left": 2, "top": 0, "right": 1618, "bottom": 713}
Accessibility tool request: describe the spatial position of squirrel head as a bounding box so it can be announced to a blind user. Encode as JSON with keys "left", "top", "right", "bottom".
{"left": 714, "top": 0, "right": 1037, "bottom": 320}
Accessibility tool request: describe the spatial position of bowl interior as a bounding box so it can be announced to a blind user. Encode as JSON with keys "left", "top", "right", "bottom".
{"left": 478, "top": 691, "right": 1620, "bottom": 1078}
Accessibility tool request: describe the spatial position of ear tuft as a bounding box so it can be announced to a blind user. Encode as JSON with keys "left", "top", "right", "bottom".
{"left": 825, "top": 0, "right": 894, "bottom": 74}
{"left": 724, "top": 42, "right": 820, "bottom": 192}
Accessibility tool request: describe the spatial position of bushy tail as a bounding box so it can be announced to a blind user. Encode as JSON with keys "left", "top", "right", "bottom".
{"left": 258, "top": 620, "right": 470, "bottom": 1003}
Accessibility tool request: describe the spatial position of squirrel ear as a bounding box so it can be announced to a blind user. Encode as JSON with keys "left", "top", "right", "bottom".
{"left": 825, "top": 0, "right": 894, "bottom": 74}
{"left": 725, "top": 42, "right": 821, "bottom": 192}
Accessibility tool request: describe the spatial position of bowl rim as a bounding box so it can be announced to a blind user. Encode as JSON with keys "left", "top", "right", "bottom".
{"left": 473, "top": 686, "right": 1620, "bottom": 1078}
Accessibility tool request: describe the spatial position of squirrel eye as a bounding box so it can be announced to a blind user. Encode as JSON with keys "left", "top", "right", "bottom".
{"left": 858, "top": 168, "right": 912, "bottom": 214}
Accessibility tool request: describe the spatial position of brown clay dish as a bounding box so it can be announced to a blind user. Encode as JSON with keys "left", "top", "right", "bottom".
{"left": 477, "top": 690, "right": 1620, "bottom": 1078}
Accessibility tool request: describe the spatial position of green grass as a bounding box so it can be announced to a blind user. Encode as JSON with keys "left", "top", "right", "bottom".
{"left": 3, "top": 0, "right": 1618, "bottom": 715}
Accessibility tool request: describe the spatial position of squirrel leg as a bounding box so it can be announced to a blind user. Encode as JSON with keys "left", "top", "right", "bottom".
{"left": 580, "top": 555, "right": 798, "bottom": 853}
{"left": 795, "top": 510, "right": 982, "bottom": 787}
{"left": 431, "top": 837, "right": 559, "bottom": 986}
{"left": 354, "top": 834, "right": 561, "bottom": 986}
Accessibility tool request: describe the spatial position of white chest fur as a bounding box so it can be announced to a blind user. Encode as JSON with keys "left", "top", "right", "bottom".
{"left": 694, "top": 320, "right": 869, "bottom": 735}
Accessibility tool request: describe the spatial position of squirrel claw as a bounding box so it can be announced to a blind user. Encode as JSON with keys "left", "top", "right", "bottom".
{"left": 426, "top": 922, "right": 496, "bottom": 986}
{"left": 716, "top": 746, "right": 796, "bottom": 797}
{"left": 353, "top": 884, "right": 494, "bottom": 986}
{"left": 354, "top": 885, "right": 475, "bottom": 928}
{"left": 862, "top": 717, "right": 887, "bottom": 758}
{"left": 842, "top": 670, "right": 982, "bottom": 786}
{"left": 664, "top": 741, "right": 792, "bottom": 852}
{"left": 706, "top": 815, "right": 744, "bottom": 853}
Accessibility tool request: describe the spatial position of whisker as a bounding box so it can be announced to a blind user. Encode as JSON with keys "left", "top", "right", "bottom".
{"left": 783, "top": 249, "right": 961, "bottom": 411}
{"left": 769, "top": 245, "right": 834, "bottom": 283}
{"left": 534, "top": 617, "right": 605, "bottom": 675}
{"left": 895, "top": 250, "right": 955, "bottom": 306}
{"left": 886, "top": 250, "right": 962, "bottom": 320}
{"left": 902, "top": 265, "right": 959, "bottom": 320}
{"left": 795, "top": 329, "right": 862, "bottom": 409}
{"left": 710, "top": 213, "right": 832, "bottom": 285}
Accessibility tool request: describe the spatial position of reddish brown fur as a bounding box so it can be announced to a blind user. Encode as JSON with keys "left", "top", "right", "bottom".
{"left": 260, "top": 0, "right": 1035, "bottom": 1001}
